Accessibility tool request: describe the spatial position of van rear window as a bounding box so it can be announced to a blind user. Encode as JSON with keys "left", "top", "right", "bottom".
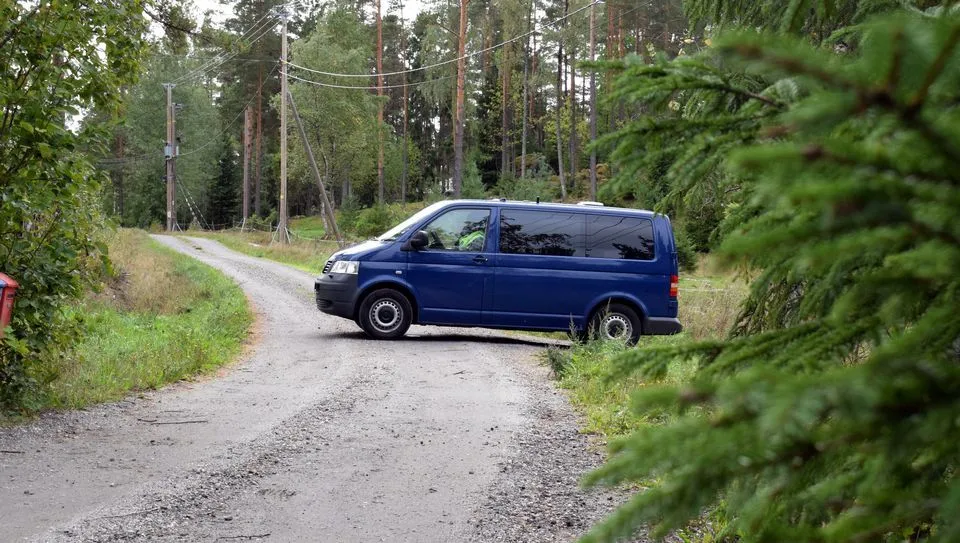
{"left": 499, "top": 210, "right": 586, "bottom": 257}
{"left": 587, "top": 215, "right": 655, "bottom": 260}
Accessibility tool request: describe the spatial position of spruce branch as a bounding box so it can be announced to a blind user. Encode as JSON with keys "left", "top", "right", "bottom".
{"left": 700, "top": 82, "right": 785, "bottom": 108}
{"left": 726, "top": 42, "right": 856, "bottom": 91}
{"left": 908, "top": 22, "right": 960, "bottom": 110}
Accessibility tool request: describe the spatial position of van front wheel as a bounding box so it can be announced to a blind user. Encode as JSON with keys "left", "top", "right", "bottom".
{"left": 589, "top": 303, "right": 641, "bottom": 345}
{"left": 358, "top": 289, "right": 413, "bottom": 339}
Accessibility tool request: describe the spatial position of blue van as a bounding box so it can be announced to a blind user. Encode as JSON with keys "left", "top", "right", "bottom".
{"left": 314, "top": 199, "right": 681, "bottom": 343}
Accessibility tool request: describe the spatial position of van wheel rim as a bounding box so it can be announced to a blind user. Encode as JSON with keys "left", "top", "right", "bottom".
{"left": 371, "top": 299, "right": 402, "bottom": 333}
{"left": 600, "top": 314, "right": 632, "bottom": 341}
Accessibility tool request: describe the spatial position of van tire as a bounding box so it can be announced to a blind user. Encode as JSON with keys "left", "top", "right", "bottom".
{"left": 588, "top": 303, "right": 642, "bottom": 345}
{"left": 358, "top": 289, "right": 413, "bottom": 339}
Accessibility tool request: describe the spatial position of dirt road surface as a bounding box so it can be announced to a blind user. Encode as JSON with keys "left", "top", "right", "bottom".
{"left": 0, "top": 235, "right": 637, "bottom": 542}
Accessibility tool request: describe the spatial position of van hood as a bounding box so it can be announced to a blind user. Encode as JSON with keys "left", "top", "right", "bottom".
{"left": 330, "top": 239, "right": 388, "bottom": 261}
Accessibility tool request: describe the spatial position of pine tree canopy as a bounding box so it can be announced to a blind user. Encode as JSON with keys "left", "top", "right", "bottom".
{"left": 582, "top": 8, "right": 960, "bottom": 543}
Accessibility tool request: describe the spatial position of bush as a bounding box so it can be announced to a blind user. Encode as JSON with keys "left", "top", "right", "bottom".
{"left": 0, "top": 3, "right": 148, "bottom": 411}
{"left": 493, "top": 173, "right": 557, "bottom": 202}
{"left": 353, "top": 205, "right": 393, "bottom": 238}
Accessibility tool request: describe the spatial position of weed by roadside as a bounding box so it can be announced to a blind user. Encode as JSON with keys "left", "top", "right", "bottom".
{"left": 36, "top": 229, "right": 253, "bottom": 409}
{"left": 548, "top": 259, "right": 747, "bottom": 438}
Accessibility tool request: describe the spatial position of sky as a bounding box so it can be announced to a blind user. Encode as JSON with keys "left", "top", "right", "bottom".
{"left": 190, "top": 0, "right": 430, "bottom": 26}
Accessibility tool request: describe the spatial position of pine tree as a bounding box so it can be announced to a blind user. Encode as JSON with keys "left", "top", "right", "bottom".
{"left": 582, "top": 7, "right": 960, "bottom": 543}
{"left": 208, "top": 136, "right": 241, "bottom": 228}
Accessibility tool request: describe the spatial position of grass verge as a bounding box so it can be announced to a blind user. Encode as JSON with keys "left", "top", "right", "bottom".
{"left": 41, "top": 229, "right": 253, "bottom": 409}
{"left": 548, "top": 259, "right": 747, "bottom": 438}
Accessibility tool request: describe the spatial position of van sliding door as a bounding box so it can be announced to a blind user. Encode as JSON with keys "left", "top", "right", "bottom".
{"left": 487, "top": 210, "right": 589, "bottom": 330}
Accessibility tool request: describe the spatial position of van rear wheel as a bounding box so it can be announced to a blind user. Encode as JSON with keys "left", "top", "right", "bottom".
{"left": 589, "top": 303, "right": 641, "bottom": 345}
{"left": 358, "top": 289, "right": 413, "bottom": 339}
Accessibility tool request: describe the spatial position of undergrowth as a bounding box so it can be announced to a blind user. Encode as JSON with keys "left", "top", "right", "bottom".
{"left": 549, "top": 258, "right": 747, "bottom": 438}
{"left": 38, "top": 229, "right": 252, "bottom": 409}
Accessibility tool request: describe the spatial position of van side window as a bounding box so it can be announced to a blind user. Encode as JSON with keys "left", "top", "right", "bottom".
{"left": 587, "top": 215, "right": 655, "bottom": 260}
{"left": 499, "top": 210, "right": 586, "bottom": 257}
{"left": 420, "top": 208, "right": 490, "bottom": 252}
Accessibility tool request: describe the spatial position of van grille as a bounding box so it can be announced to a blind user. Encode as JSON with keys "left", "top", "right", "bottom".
{"left": 322, "top": 260, "right": 333, "bottom": 274}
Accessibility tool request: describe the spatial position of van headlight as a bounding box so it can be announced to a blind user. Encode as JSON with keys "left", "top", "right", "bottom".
{"left": 330, "top": 260, "right": 360, "bottom": 274}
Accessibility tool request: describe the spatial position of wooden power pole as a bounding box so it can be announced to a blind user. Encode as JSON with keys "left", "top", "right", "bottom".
{"left": 276, "top": 11, "right": 290, "bottom": 244}
{"left": 164, "top": 83, "right": 178, "bottom": 232}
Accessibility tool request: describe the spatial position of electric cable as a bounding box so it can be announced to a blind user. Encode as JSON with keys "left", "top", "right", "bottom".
{"left": 286, "top": 0, "right": 601, "bottom": 79}
{"left": 284, "top": 70, "right": 455, "bottom": 90}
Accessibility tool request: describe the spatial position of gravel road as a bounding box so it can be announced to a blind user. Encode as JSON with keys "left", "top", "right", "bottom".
{"left": 0, "top": 235, "right": 642, "bottom": 542}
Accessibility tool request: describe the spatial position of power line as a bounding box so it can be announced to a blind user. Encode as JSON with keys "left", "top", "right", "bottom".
{"left": 286, "top": 0, "right": 601, "bottom": 80}
{"left": 285, "top": 70, "right": 455, "bottom": 90}
{"left": 176, "top": 64, "right": 281, "bottom": 158}
{"left": 172, "top": 14, "right": 279, "bottom": 84}
{"left": 152, "top": 52, "right": 277, "bottom": 63}
{"left": 177, "top": 176, "right": 210, "bottom": 230}
{"left": 172, "top": 20, "right": 276, "bottom": 85}
{"left": 99, "top": 64, "right": 279, "bottom": 168}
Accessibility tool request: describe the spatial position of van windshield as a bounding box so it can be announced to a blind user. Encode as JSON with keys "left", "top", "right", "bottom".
{"left": 375, "top": 202, "right": 447, "bottom": 241}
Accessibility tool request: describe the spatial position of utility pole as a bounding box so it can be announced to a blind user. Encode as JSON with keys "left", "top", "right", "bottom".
{"left": 589, "top": 0, "right": 598, "bottom": 200}
{"left": 287, "top": 91, "right": 343, "bottom": 246}
{"left": 164, "top": 83, "right": 178, "bottom": 232}
{"left": 241, "top": 105, "right": 252, "bottom": 230}
{"left": 276, "top": 10, "right": 290, "bottom": 244}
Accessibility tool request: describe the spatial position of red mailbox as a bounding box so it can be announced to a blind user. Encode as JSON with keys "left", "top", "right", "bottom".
{"left": 0, "top": 273, "right": 19, "bottom": 338}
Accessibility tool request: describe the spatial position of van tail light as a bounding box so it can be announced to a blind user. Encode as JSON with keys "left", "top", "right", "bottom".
{"left": 670, "top": 275, "right": 679, "bottom": 298}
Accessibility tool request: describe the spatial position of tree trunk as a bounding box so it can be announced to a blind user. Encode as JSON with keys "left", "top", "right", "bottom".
{"left": 520, "top": 0, "right": 532, "bottom": 180}
{"left": 555, "top": 37, "right": 566, "bottom": 201}
{"left": 254, "top": 65, "right": 263, "bottom": 216}
{"left": 376, "top": 0, "right": 385, "bottom": 204}
{"left": 568, "top": 43, "right": 577, "bottom": 188}
{"left": 589, "top": 1, "right": 597, "bottom": 200}
{"left": 242, "top": 105, "right": 252, "bottom": 223}
{"left": 452, "top": 0, "right": 470, "bottom": 197}
{"left": 400, "top": 0, "right": 408, "bottom": 203}
{"left": 114, "top": 133, "right": 125, "bottom": 219}
{"left": 531, "top": 26, "right": 541, "bottom": 150}
{"left": 501, "top": 45, "right": 512, "bottom": 178}
{"left": 607, "top": 2, "right": 617, "bottom": 133}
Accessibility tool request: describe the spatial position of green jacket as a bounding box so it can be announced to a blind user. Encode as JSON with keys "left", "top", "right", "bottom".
{"left": 457, "top": 230, "right": 485, "bottom": 251}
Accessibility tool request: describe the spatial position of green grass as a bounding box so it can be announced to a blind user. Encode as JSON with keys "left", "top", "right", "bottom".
{"left": 41, "top": 229, "right": 253, "bottom": 408}
{"left": 547, "top": 336, "right": 694, "bottom": 437}
{"left": 548, "top": 258, "right": 747, "bottom": 438}
{"left": 289, "top": 215, "right": 328, "bottom": 239}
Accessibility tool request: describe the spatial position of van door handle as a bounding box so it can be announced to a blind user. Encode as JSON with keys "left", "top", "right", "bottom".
{"left": 472, "top": 256, "right": 488, "bottom": 264}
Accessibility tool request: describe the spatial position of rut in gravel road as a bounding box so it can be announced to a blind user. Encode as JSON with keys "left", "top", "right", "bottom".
{"left": 0, "top": 235, "right": 644, "bottom": 543}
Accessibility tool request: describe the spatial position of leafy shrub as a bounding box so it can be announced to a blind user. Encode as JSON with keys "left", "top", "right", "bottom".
{"left": 0, "top": 3, "right": 148, "bottom": 411}
{"left": 461, "top": 159, "right": 487, "bottom": 199}
{"left": 353, "top": 205, "right": 393, "bottom": 238}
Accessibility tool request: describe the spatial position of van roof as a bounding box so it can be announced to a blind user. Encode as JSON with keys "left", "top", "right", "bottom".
{"left": 441, "top": 198, "right": 660, "bottom": 218}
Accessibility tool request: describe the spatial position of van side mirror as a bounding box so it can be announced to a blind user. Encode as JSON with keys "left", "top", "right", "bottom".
{"left": 402, "top": 230, "right": 429, "bottom": 251}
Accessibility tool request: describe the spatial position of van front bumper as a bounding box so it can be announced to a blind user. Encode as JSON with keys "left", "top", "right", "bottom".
{"left": 644, "top": 316, "right": 682, "bottom": 335}
{"left": 314, "top": 274, "right": 359, "bottom": 320}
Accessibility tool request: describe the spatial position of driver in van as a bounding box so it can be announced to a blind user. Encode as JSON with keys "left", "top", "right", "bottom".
{"left": 456, "top": 220, "right": 487, "bottom": 251}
